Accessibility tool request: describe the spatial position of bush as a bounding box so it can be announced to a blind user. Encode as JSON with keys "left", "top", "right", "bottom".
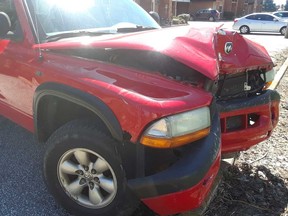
{"left": 177, "top": 13, "right": 190, "bottom": 24}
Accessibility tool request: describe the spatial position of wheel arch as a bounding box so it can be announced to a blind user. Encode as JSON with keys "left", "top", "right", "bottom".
{"left": 33, "top": 82, "right": 123, "bottom": 143}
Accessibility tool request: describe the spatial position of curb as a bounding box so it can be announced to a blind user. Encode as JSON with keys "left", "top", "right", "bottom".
{"left": 269, "top": 57, "right": 288, "bottom": 90}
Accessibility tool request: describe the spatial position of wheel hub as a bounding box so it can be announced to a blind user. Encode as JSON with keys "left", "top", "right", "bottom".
{"left": 84, "top": 172, "right": 94, "bottom": 181}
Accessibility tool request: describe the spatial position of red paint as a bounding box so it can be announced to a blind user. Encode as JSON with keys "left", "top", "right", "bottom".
{"left": 0, "top": 40, "right": 10, "bottom": 53}
{"left": 142, "top": 152, "right": 221, "bottom": 215}
{"left": 221, "top": 100, "right": 279, "bottom": 153}
{"left": 0, "top": 2, "right": 276, "bottom": 147}
{"left": 215, "top": 30, "right": 273, "bottom": 74}
{"left": 0, "top": 5, "right": 278, "bottom": 149}
{"left": 34, "top": 26, "right": 273, "bottom": 80}
{"left": 0, "top": 1, "right": 280, "bottom": 215}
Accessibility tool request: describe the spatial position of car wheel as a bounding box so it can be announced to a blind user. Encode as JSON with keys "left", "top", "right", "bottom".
{"left": 43, "top": 120, "right": 138, "bottom": 216}
{"left": 208, "top": 16, "right": 215, "bottom": 22}
{"left": 280, "top": 26, "right": 287, "bottom": 35}
{"left": 285, "top": 25, "right": 288, "bottom": 38}
{"left": 239, "top": 25, "right": 250, "bottom": 34}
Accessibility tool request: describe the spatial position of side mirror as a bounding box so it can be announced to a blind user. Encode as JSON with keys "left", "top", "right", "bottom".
{"left": 273, "top": 18, "right": 279, "bottom": 22}
{"left": 149, "top": 11, "right": 160, "bottom": 24}
{"left": 0, "top": 12, "right": 11, "bottom": 37}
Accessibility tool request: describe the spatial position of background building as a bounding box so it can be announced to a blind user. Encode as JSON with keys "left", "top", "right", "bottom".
{"left": 134, "top": 0, "right": 173, "bottom": 20}
{"left": 134, "top": 0, "right": 265, "bottom": 20}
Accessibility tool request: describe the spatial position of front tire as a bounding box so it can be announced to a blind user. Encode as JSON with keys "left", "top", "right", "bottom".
{"left": 239, "top": 25, "right": 250, "bottom": 34}
{"left": 280, "top": 26, "right": 286, "bottom": 35}
{"left": 208, "top": 16, "right": 215, "bottom": 22}
{"left": 43, "top": 120, "right": 138, "bottom": 216}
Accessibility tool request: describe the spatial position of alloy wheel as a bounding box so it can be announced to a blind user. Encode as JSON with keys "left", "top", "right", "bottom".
{"left": 240, "top": 26, "right": 249, "bottom": 34}
{"left": 57, "top": 148, "right": 117, "bottom": 209}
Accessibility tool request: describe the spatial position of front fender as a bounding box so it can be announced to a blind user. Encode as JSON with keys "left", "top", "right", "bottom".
{"left": 33, "top": 82, "right": 123, "bottom": 142}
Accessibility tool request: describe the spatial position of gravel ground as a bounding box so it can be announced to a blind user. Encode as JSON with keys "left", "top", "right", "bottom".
{"left": 204, "top": 48, "right": 288, "bottom": 216}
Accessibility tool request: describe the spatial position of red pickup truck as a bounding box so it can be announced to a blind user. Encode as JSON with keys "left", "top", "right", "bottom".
{"left": 0, "top": 0, "right": 280, "bottom": 215}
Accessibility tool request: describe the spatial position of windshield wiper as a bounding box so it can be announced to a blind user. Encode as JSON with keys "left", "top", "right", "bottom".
{"left": 45, "top": 30, "right": 116, "bottom": 42}
{"left": 117, "top": 25, "right": 158, "bottom": 33}
{"left": 45, "top": 26, "right": 158, "bottom": 42}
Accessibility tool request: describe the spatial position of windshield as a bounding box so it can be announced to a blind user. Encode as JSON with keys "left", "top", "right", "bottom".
{"left": 26, "top": 0, "right": 160, "bottom": 41}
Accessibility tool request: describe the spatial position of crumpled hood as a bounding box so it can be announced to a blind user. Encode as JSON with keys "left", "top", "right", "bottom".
{"left": 35, "top": 25, "right": 273, "bottom": 80}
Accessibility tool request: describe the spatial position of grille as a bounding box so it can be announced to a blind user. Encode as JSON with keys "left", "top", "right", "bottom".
{"left": 216, "top": 70, "right": 265, "bottom": 100}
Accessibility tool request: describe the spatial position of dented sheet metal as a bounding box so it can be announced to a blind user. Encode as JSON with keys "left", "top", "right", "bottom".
{"left": 35, "top": 26, "right": 273, "bottom": 80}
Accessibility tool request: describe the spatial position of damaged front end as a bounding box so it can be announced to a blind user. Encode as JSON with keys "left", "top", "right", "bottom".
{"left": 40, "top": 25, "right": 280, "bottom": 154}
{"left": 37, "top": 26, "right": 279, "bottom": 214}
{"left": 214, "top": 29, "right": 280, "bottom": 153}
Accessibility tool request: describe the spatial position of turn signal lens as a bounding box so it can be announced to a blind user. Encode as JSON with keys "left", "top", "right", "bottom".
{"left": 140, "top": 127, "right": 210, "bottom": 148}
{"left": 263, "top": 81, "right": 273, "bottom": 90}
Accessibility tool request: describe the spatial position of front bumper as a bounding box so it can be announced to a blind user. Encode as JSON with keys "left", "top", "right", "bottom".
{"left": 141, "top": 152, "right": 221, "bottom": 215}
{"left": 127, "top": 111, "right": 221, "bottom": 215}
{"left": 218, "top": 90, "right": 280, "bottom": 153}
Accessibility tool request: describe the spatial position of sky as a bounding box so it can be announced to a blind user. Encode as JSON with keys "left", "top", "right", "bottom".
{"left": 274, "top": 0, "right": 286, "bottom": 5}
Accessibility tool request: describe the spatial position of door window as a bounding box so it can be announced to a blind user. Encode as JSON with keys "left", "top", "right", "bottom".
{"left": 0, "top": 0, "right": 23, "bottom": 40}
{"left": 261, "top": 15, "right": 274, "bottom": 21}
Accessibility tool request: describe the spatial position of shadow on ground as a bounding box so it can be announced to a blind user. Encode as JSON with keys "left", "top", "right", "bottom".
{"left": 204, "top": 163, "right": 288, "bottom": 216}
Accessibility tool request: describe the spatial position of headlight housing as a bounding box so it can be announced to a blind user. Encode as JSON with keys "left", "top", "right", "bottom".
{"left": 140, "top": 107, "right": 211, "bottom": 148}
{"left": 261, "top": 69, "right": 275, "bottom": 90}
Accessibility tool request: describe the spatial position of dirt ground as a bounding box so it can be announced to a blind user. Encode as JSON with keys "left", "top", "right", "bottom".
{"left": 204, "top": 49, "right": 288, "bottom": 216}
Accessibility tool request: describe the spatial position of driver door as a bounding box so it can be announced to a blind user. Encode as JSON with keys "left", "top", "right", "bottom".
{"left": 0, "top": 0, "right": 36, "bottom": 128}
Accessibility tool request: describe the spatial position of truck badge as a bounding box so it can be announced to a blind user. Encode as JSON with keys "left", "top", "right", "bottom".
{"left": 224, "top": 42, "right": 233, "bottom": 54}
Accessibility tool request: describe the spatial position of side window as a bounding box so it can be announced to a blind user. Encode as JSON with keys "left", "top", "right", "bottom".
{"left": 246, "top": 15, "right": 256, "bottom": 20}
{"left": 255, "top": 15, "right": 263, "bottom": 20}
{"left": 0, "top": 0, "right": 23, "bottom": 40}
{"left": 262, "top": 15, "right": 274, "bottom": 21}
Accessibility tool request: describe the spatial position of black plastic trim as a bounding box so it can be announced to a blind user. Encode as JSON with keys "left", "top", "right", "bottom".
{"left": 127, "top": 108, "right": 221, "bottom": 198}
{"left": 217, "top": 89, "right": 280, "bottom": 113}
{"left": 33, "top": 82, "right": 123, "bottom": 141}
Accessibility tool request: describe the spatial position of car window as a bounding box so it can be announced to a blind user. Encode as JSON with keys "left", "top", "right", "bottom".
{"left": 278, "top": 12, "right": 288, "bottom": 17}
{"left": 246, "top": 15, "right": 256, "bottom": 20}
{"left": 27, "top": 0, "right": 159, "bottom": 36}
{"left": 254, "top": 15, "right": 263, "bottom": 20}
{"left": 261, "top": 15, "right": 274, "bottom": 21}
{"left": 0, "top": 0, "right": 23, "bottom": 40}
{"left": 254, "top": 14, "right": 273, "bottom": 20}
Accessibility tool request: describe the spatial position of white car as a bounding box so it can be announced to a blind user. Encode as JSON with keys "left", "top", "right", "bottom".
{"left": 233, "top": 13, "right": 287, "bottom": 35}
{"left": 272, "top": 11, "right": 288, "bottom": 22}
